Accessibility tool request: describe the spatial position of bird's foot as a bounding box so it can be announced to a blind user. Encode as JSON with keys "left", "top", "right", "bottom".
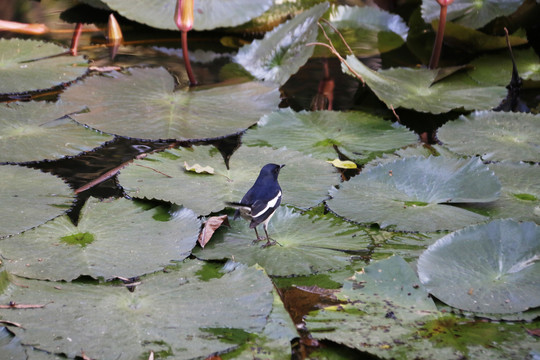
{"left": 260, "top": 238, "right": 282, "bottom": 248}
{"left": 252, "top": 236, "right": 266, "bottom": 244}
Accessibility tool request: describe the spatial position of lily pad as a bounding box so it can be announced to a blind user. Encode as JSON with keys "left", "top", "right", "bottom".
{"left": 422, "top": 0, "right": 524, "bottom": 29}
{"left": 0, "top": 165, "right": 74, "bottom": 238}
{"left": 118, "top": 145, "right": 339, "bottom": 215}
{"left": 0, "top": 197, "right": 200, "bottom": 281}
{"left": 60, "top": 67, "right": 280, "bottom": 140}
{"left": 437, "top": 111, "right": 540, "bottom": 162}
{"left": 469, "top": 48, "right": 540, "bottom": 86}
{"left": 305, "top": 256, "right": 446, "bottom": 359}
{"left": 326, "top": 156, "right": 500, "bottom": 232}
{"left": 342, "top": 55, "right": 507, "bottom": 114}
{"left": 0, "top": 38, "right": 88, "bottom": 94}
{"left": 243, "top": 108, "right": 418, "bottom": 162}
{"left": 0, "top": 101, "right": 113, "bottom": 163}
{"left": 418, "top": 219, "right": 540, "bottom": 313}
{"left": 234, "top": 2, "right": 329, "bottom": 85}
{"left": 0, "top": 260, "right": 275, "bottom": 359}
{"left": 100, "top": 0, "right": 273, "bottom": 30}
{"left": 194, "top": 207, "right": 370, "bottom": 277}
{"left": 476, "top": 162, "right": 540, "bottom": 224}
{"left": 315, "top": 5, "right": 408, "bottom": 57}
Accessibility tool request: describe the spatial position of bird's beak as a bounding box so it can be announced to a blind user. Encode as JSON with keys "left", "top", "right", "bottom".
{"left": 280, "top": 164, "right": 285, "bottom": 169}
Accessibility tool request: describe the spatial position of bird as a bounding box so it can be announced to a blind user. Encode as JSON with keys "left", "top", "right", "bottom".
{"left": 227, "top": 163, "right": 285, "bottom": 247}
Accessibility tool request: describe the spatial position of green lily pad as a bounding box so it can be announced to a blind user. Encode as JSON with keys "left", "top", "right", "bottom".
{"left": 305, "top": 256, "right": 446, "bottom": 359}
{"left": 315, "top": 5, "right": 408, "bottom": 57}
{"left": 418, "top": 219, "right": 540, "bottom": 313}
{"left": 469, "top": 48, "right": 540, "bottom": 86}
{"left": 441, "top": 21, "right": 528, "bottom": 52}
{"left": 0, "top": 38, "right": 88, "bottom": 94}
{"left": 0, "top": 165, "right": 74, "bottom": 238}
{"left": 194, "top": 207, "right": 370, "bottom": 277}
{"left": 422, "top": 0, "right": 524, "bottom": 29}
{"left": 60, "top": 67, "right": 280, "bottom": 140}
{"left": 327, "top": 156, "right": 500, "bottom": 232}
{"left": 0, "top": 197, "right": 200, "bottom": 281}
{"left": 118, "top": 145, "right": 339, "bottom": 215}
{"left": 0, "top": 101, "right": 113, "bottom": 163}
{"left": 342, "top": 55, "right": 507, "bottom": 114}
{"left": 0, "top": 260, "right": 275, "bottom": 359}
{"left": 234, "top": 3, "right": 329, "bottom": 85}
{"left": 100, "top": 0, "right": 273, "bottom": 30}
{"left": 437, "top": 111, "right": 540, "bottom": 162}
{"left": 476, "top": 162, "right": 540, "bottom": 224}
{"left": 216, "top": 286, "right": 298, "bottom": 359}
{"left": 243, "top": 108, "right": 418, "bottom": 162}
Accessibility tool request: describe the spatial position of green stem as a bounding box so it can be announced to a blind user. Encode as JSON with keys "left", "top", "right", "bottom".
{"left": 182, "top": 30, "right": 197, "bottom": 85}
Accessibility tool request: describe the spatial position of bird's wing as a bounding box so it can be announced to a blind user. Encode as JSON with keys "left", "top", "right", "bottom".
{"left": 249, "top": 190, "right": 282, "bottom": 228}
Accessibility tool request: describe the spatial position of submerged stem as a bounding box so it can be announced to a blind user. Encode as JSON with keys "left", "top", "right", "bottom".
{"left": 70, "top": 22, "right": 83, "bottom": 56}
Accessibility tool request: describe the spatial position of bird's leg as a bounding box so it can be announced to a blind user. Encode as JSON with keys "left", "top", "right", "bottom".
{"left": 252, "top": 228, "right": 265, "bottom": 244}
{"left": 260, "top": 224, "right": 282, "bottom": 248}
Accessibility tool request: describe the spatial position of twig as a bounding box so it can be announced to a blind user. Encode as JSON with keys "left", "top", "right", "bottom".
{"left": 0, "top": 320, "right": 24, "bottom": 328}
{"left": 75, "top": 153, "right": 149, "bottom": 194}
{"left": 320, "top": 19, "right": 354, "bottom": 55}
{"left": 133, "top": 163, "right": 173, "bottom": 178}
{"left": 307, "top": 22, "right": 364, "bottom": 84}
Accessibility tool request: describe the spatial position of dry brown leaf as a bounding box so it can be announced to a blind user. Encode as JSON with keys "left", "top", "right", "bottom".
{"left": 526, "top": 328, "right": 540, "bottom": 337}
{"left": 198, "top": 215, "right": 230, "bottom": 248}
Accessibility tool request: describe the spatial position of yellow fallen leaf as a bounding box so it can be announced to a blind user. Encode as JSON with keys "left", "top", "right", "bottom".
{"left": 327, "top": 159, "right": 357, "bottom": 169}
{"left": 184, "top": 161, "right": 215, "bottom": 174}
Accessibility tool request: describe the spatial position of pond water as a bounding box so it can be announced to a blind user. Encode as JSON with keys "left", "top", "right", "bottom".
{"left": 1, "top": 1, "right": 539, "bottom": 359}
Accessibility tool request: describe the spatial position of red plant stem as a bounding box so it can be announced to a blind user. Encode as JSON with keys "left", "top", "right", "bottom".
{"left": 428, "top": 4, "right": 447, "bottom": 69}
{"left": 70, "top": 22, "right": 83, "bottom": 56}
{"left": 182, "top": 30, "right": 197, "bottom": 85}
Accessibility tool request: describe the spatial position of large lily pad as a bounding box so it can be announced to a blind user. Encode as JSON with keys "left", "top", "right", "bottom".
{"left": 326, "top": 156, "right": 500, "bottom": 232}
{"left": 342, "top": 55, "right": 507, "bottom": 114}
{"left": 0, "top": 165, "right": 74, "bottom": 238}
{"left": 0, "top": 38, "right": 88, "bottom": 94}
{"left": 437, "top": 111, "right": 540, "bottom": 162}
{"left": 100, "top": 0, "right": 273, "bottom": 30}
{"left": 194, "top": 207, "right": 370, "bottom": 277}
{"left": 118, "top": 145, "right": 339, "bottom": 215}
{"left": 0, "top": 260, "right": 275, "bottom": 359}
{"left": 422, "top": 0, "right": 524, "bottom": 29}
{"left": 315, "top": 5, "right": 409, "bottom": 58}
{"left": 418, "top": 219, "right": 540, "bottom": 314}
{"left": 0, "top": 197, "right": 200, "bottom": 281}
{"left": 60, "top": 67, "right": 280, "bottom": 140}
{"left": 234, "top": 3, "right": 329, "bottom": 85}
{"left": 477, "top": 162, "right": 540, "bottom": 224}
{"left": 243, "top": 108, "right": 418, "bottom": 162}
{"left": 0, "top": 101, "right": 113, "bottom": 163}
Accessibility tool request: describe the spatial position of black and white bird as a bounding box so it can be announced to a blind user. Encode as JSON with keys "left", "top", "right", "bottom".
{"left": 227, "top": 163, "right": 285, "bottom": 247}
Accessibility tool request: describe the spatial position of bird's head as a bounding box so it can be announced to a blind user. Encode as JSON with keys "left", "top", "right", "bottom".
{"left": 259, "top": 163, "right": 285, "bottom": 180}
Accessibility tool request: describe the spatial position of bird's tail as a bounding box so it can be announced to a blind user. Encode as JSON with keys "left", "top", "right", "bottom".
{"left": 225, "top": 201, "right": 250, "bottom": 220}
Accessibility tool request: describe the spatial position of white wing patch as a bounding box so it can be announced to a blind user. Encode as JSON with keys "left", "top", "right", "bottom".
{"left": 252, "top": 191, "right": 281, "bottom": 218}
